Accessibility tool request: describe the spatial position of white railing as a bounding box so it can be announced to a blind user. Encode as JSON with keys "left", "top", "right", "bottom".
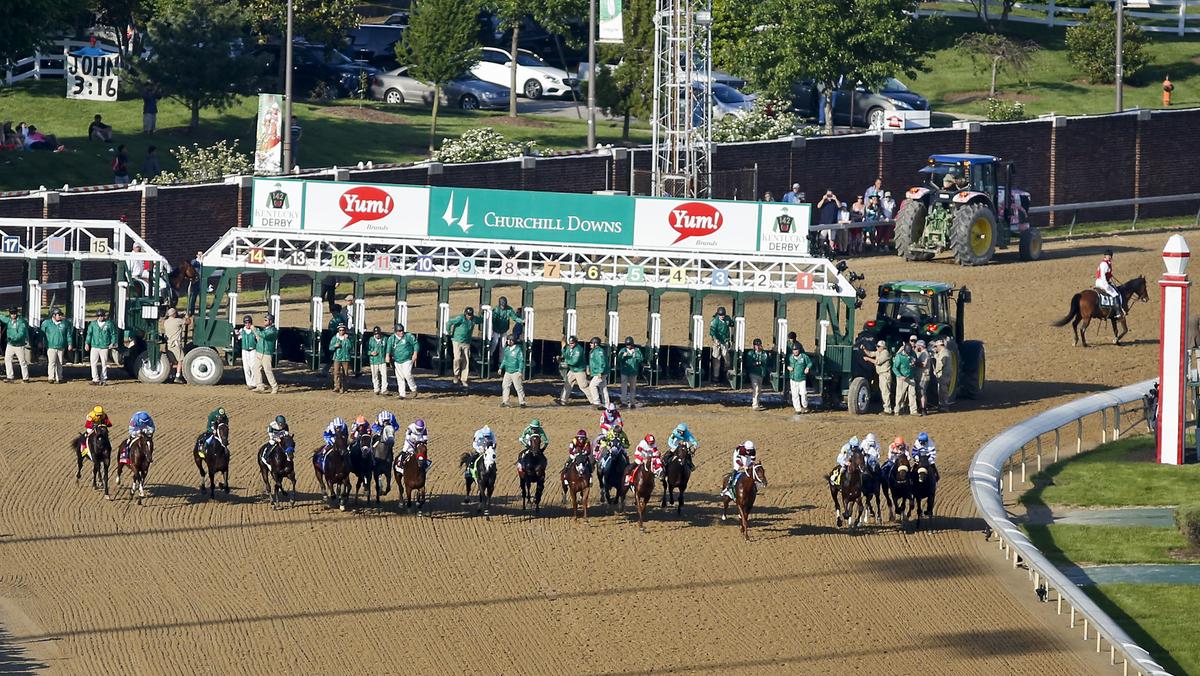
{"left": 918, "top": 0, "right": 1200, "bottom": 35}
{"left": 3, "top": 39, "right": 120, "bottom": 86}
{"left": 970, "top": 378, "right": 1175, "bottom": 676}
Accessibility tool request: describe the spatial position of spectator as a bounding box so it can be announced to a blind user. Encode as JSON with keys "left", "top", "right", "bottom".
{"left": 762, "top": 191, "right": 774, "bottom": 202}
{"left": 142, "top": 145, "right": 161, "bottom": 180}
{"left": 746, "top": 337, "right": 771, "bottom": 411}
{"left": 88, "top": 114, "right": 113, "bottom": 143}
{"left": 864, "top": 177, "right": 884, "bottom": 202}
{"left": 932, "top": 338, "right": 953, "bottom": 412}
{"left": 850, "top": 195, "right": 866, "bottom": 222}
{"left": 24, "top": 126, "right": 58, "bottom": 151}
{"left": 112, "top": 144, "right": 129, "bottom": 185}
{"left": 1, "top": 121, "right": 18, "bottom": 149}
{"left": 187, "top": 250, "right": 204, "bottom": 315}
{"left": 162, "top": 306, "right": 186, "bottom": 384}
{"left": 865, "top": 195, "right": 883, "bottom": 221}
{"left": 816, "top": 189, "right": 840, "bottom": 225}
{"left": 289, "top": 115, "right": 302, "bottom": 168}
{"left": 881, "top": 191, "right": 896, "bottom": 219}
{"left": 861, "top": 339, "right": 893, "bottom": 415}
{"left": 342, "top": 294, "right": 356, "bottom": 329}
{"left": 782, "top": 183, "right": 804, "bottom": 203}
{"left": 142, "top": 85, "right": 159, "bottom": 134}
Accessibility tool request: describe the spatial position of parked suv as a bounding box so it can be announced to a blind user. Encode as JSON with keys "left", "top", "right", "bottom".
{"left": 347, "top": 24, "right": 406, "bottom": 67}
{"left": 790, "top": 77, "right": 929, "bottom": 129}
{"left": 253, "top": 41, "right": 378, "bottom": 99}
{"left": 470, "top": 47, "right": 577, "bottom": 99}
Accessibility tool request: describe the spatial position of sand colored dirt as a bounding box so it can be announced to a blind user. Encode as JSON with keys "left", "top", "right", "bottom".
{"left": 0, "top": 231, "right": 1175, "bottom": 674}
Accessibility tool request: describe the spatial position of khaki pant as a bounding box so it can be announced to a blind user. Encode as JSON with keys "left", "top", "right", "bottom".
{"left": 394, "top": 360, "right": 417, "bottom": 397}
{"left": 46, "top": 348, "right": 64, "bottom": 383}
{"left": 561, "top": 371, "right": 594, "bottom": 404}
{"left": 370, "top": 362, "right": 388, "bottom": 393}
{"left": 502, "top": 371, "right": 525, "bottom": 405}
{"left": 790, "top": 379, "right": 808, "bottom": 412}
{"left": 620, "top": 373, "right": 639, "bottom": 406}
{"left": 241, "top": 349, "right": 258, "bottom": 388}
{"left": 750, "top": 373, "right": 764, "bottom": 409}
{"left": 451, "top": 340, "right": 471, "bottom": 386}
{"left": 4, "top": 344, "right": 29, "bottom": 380}
{"left": 711, "top": 341, "right": 731, "bottom": 383}
{"left": 90, "top": 347, "right": 110, "bottom": 383}
{"left": 257, "top": 353, "right": 278, "bottom": 391}
{"left": 332, "top": 361, "right": 350, "bottom": 392}
{"left": 877, "top": 372, "right": 894, "bottom": 413}
{"left": 589, "top": 373, "right": 610, "bottom": 407}
{"left": 895, "top": 376, "right": 918, "bottom": 415}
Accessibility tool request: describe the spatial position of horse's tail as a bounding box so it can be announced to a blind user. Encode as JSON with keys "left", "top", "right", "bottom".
{"left": 1052, "top": 293, "right": 1081, "bottom": 327}
{"left": 71, "top": 433, "right": 83, "bottom": 453}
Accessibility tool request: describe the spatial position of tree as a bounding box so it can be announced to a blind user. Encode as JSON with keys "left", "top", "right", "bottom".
{"left": 0, "top": 0, "right": 82, "bottom": 64}
{"left": 246, "top": 0, "right": 358, "bottom": 91}
{"left": 90, "top": 0, "right": 154, "bottom": 62}
{"left": 401, "top": 0, "right": 482, "bottom": 152}
{"left": 490, "top": 0, "right": 585, "bottom": 117}
{"left": 137, "top": 0, "right": 260, "bottom": 132}
{"left": 1066, "top": 3, "right": 1151, "bottom": 85}
{"left": 956, "top": 32, "right": 1039, "bottom": 97}
{"left": 735, "top": 0, "right": 938, "bottom": 134}
{"left": 596, "top": 0, "right": 654, "bottom": 139}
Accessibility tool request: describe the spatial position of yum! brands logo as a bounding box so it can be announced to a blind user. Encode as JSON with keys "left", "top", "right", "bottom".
{"left": 668, "top": 202, "right": 723, "bottom": 244}
{"left": 339, "top": 186, "right": 394, "bottom": 228}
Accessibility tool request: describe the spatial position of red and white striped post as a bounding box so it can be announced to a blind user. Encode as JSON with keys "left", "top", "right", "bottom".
{"left": 1158, "top": 234, "right": 1190, "bottom": 465}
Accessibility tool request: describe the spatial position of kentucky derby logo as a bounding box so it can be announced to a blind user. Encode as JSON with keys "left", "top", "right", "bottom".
{"left": 774, "top": 208, "right": 795, "bottom": 234}
{"left": 267, "top": 184, "right": 289, "bottom": 209}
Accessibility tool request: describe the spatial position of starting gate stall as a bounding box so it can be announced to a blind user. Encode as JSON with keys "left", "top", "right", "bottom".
{"left": 187, "top": 179, "right": 863, "bottom": 404}
{"left": 0, "top": 218, "right": 168, "bottom": 380}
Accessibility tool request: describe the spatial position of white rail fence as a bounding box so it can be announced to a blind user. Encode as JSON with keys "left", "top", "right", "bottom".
{"left": 918, "top": 0, "right": 1200, "bottom": 35}
{"left": 3, "top": 39, "right": 120, "bottom": 87}
{"left": 970, "top": 378, "right": 1175, "bottom": 676}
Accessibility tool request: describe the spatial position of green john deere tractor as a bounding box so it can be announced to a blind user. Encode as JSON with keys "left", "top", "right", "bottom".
{"left": 894, "top": 154, "right": 1041, "bottom": 266}
{"left": 848, "top": 281, "right": 985, "bottom": 415}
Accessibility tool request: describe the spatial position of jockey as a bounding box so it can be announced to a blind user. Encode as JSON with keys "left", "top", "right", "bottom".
{"left": 599, "top": 403, "right": 623, "bottom": 434}
{"left": 519, "top": 419, "right": 549, "bottom": 455}
{"left": 322, "top": 417, "right": 348, "bottom": 450}
{"left": 404, "top": 419, "right": 429, "bottom": 451}
{"left": 467, "top": 425, "right": 497, "bottom": 479}
{"left": 567, "top": 429, "right": 591, "bottom": 462}
{"left": 629, "top": 434, "right": 662, "bottom": 485}
{"left": 203, "top": 407, "right": 228, "bottom": 451}
{"left": 123, "top": 410, "right": 155, "bottom": 464}
{"left": 597, "top": 423, "right": 630, "bottom": 454}
{"left": 397, "top": 418, "right": 431, "bottom": 474}
{"left": 882, "top": 436, "right": 907, "bottom": 483}
{"left": 861, "top": 432, "right": 881, "bottom": 468}
{"left": 665, "top": 422, "right": 698, "bottom": 471}
{"left": 1095, "top": 249, "right": 1123, "bottom": 316}
{"left": 830, "top": 436, "right": 860, "bottom": 486}
{"left": 910, "top": 431, "right": 940, "bottom": 483}
{"left": 374, "top": 410, "right": 399, "bottom": 441}
{"left": 262, "top": 415, "right": 292, "bottom": 464}
{"left": 350, "top": 415, "right": 371, "bottom": 442}
{"left": 82, "top": 406, "right": 112, "bottom": 457}
{"left": 721, "top": 441, "right": 756, "bottom": 499}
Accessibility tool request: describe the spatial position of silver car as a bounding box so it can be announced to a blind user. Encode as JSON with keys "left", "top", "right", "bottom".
{"left": 369, "top": 67, "right": 511, "bottom": 110}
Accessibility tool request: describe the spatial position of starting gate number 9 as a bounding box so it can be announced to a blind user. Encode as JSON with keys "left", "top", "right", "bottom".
{"left": 330, "top": 250, "right": 349, "bottom": 268}
{"left": 584, "top": 264, "right": 602, "bottom": 281}
{"left": 711, "top": 269, "right": 730, "bottom": 287}
{"left": 541, "top": 262, "right": 562, "bottom": 279}
{"left": 247, "top": 247, "right": 266, "bottom": 265}
{"left": 667, "top": 267, "right": 688, "bottom": 286}
{"left": 415, "top": 255, "right": 434, "bottom": 272}
{"left": 458, "top": 258, "right": 476, "bottom": 274}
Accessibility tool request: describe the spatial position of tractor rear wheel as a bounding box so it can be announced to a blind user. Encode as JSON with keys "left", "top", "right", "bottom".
{"left": 848, "top": 376, "right": 872, "bottom": 415}
{"left": 959, "top": 340, "right": 985, "bottom": 399}
{"left": 951, "top": 203, "right": 997, "bottom": 266}
{"left": 1019, "top": 227, "right": 1043, "bottom": 261}
{"left": 894, "top": 200, "right": 929, "bottom": 261}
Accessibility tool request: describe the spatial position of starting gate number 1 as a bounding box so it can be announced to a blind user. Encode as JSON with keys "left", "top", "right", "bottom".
{"left": 795, "top": 272, "right": 813, "bottom": 290}
{"left": 247, "top": 247, "right": 266, "bottom": 265}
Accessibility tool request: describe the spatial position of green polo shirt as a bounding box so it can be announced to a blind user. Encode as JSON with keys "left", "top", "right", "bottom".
{"left": 709, "top": 316, "right": 732, "bottom": 344}
{"left": 561, "top": 343, "right": 586, "bottom": 372}
{"left": 256, "top": 325, "right": 279, "bottom": 357}
{"left": 1, "top": 316, "right": 29, "bottom": 347}
{"left": 329, "top": 333, "right": 353, "bottom": 361}
{"left": 40, "top": 318, "right": 70, "bottom": 350}
{"left": 447, "top": 314, "right": 482, "bottom": 343}
{"left": 588, "top": 345, "right": 608, "bottom": 375}
{"left": 239, "top": 327, "right": 257, "bottom": 351}
{"left": 367, "top": 335, "right": 388, "bottom": 365}
{"left": 85, "top": 320, "right": 117, "bottom": 348}
{"left": 787, "top": 352, "right": 812, "bottom": 382}
{"left": 388, "top": 333, "right": 418, "bottom": 362}
{"left": 616, "top": 346, "right": 644, "bottom": 376}
{"left": 892, "top": 350, "right": 913, "bottom": 379}
{"left": 500, "top": 343, "right": 524, "bottom": 373}
{"left": 746, "top": 348, "right": 772, "bottom": 378}
{"left": 491, "top": 307, "right": 523, "bottom": 334}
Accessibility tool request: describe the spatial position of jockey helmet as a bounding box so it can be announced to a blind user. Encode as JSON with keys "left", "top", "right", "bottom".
{"left": 864, "top": 433, "right": 877, "bottom": 446}
{"left": 848, "top": 436, "right": 860, "bottom": 449}
{"left": 480, "top": 425, "right": 492, "bottom": 436}
{"left": 332, "top": 417, "right": 346, "bottom": 429}
{"left": 892, "top": 436, "right": 905, "bottom": 446}
{"left": 917, "top": 432, "right": 929, "bottom": 444}
{"left": 377, "top": 411, "right": 393, "bottom": 425}
{"left": 275, "top": 415, "right": 287, "bottom": 426}
{"left": 414, "top": 419, "right": 426, "bottom": 430}
{"left": 217, "top": 407, "right": 226, "bottom": 416}
{"left": 1103, "top": 249, "right": 1113, "bottom": 258}
{"left": 743, "top": 440, "right": 756, "bottom": 453}
{"left": 576, "top": 429, "right": 588, "bottom": 439}
{"left": 135, "top": 411, "right": 150, "bottom": 424}
{"left": 606, "top": 402, "right": 618, "bottom": 412}
{"left": 92, "top": 405, "right": 105, "bottom": 417}
{"left": 530, "top": 419, "right": 542, "bottom": 428}
{"left": 355, "top": 415, "right": 368, "bottom": 425}
{"left": 644, "top": 434, "right": 656, "bottom": 446}
{"left": 624, "top": 336, "right": 635, "bottom": 346}
{"left": 675, "top": 422, "right": 688, "bottom": 434}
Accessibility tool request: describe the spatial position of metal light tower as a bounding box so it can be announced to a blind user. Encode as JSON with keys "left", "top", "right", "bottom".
{"left": 650, "top": 0, "right": 712, "bottom": 198}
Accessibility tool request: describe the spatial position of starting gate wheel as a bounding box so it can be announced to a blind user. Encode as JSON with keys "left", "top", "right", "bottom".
{"left": 182, "top": 347, "right": 224, "bottom": 386}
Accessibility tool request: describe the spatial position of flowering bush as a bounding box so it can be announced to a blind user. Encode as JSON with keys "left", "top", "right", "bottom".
{"left": 151, "top": 140, "right": 252, "bottom": 185}
{"left": 712, "top": 98, "right": 798, "bottom": 142}
{"left": 432, "top": 128, "right": 538, "bottom": 163}
{"left": 984, "top": 98, "right": 1027, "bottom": 122}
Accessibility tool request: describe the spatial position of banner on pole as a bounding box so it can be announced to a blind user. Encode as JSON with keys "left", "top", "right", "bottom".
{"left": 65, "top": 47, "right": 119, "bottom": 101}
{"left": 254, "top": 94, "right": 284, "bottom": 174}
{"left": 598, "top": 0, "right": 624, "bottom": 43}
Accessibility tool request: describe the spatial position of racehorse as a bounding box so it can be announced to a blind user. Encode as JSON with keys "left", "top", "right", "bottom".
{"left": 193, "top": 420, "right": 231, "bottom": 498}
{"left": 167, "top": 259, "right": 199, "bottom": 309}
{"left": 560, "top": 450, "right": 593, "bottom": 519}
{"left": 369, "top": 430, "right": 394, "bottom": 501}
{"left": 313, "top": 427, "right": 351, "bottom": 511}
{"left": 722, "top": 463, "right": 768, "bottom": 541}
{"left": 860, "top": 453, "right": 883, "bottom": 524}
{"left": 347, "top": 424, "right": 378, "bottom": 506}
{"left": 1053, "top": 276, "right": 1149, "bottom": 347}
{"left": 597, "top": 442, "right": 629, "bottom": 507}
{"left": 885, "top": 455, "right": 914, "bottom": 523}
{"left": 460, "top": 445, "right": 497, "bottom": 516}
{"left": 912, "top": 455, "right": 937, "bottom": 529}
{"left": 518, "top": 435, "right": 547, "bottom": 513}
{"left": 830, "top": 453, "right": 864, "bottom": 529}
{"left": 258, "top": 432, "right": 297, "bottom": 510}
{"left": 626, "top": 460, "right": 656, "bottom": 532}
{"left": 74, "top": 425, "right": 112, "bottom": 498}
{"left": 660, "top": 441, "right": 693, "bottom": 515}
{"left": 116, "top": 434, "right": 153, "bottom": 504}
{"left": 394, "top": 440, "right": 428, "bottom": 512}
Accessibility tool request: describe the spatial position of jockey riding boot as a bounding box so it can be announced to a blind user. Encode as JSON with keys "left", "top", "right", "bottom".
{"left": 931, "top": 464, "right": 940, "bottom": 483}
{"left": 722, "top": 473, "right": 736, "bottom": 499}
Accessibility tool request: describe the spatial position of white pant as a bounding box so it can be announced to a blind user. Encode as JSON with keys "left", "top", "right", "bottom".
{"left": 620, "top": 373, "right": 638, "bottom": 405}
{"left": 256, "top": 353, "right": 278, "bottom": 390}
{"left": 370, "top": 363, "right": 389, "bottom": 393}
{"left": 4, "top": 344, "right": 29, "bottom": 380}
{"left": 45, "top": 348, "right": 63, "bottom": 382}
{"left": 750, "top": 374, "right": 764, "bottom": 408}
{"left": 1095, "top": 279, "right": 1119, "bottom": 302}
{"left": 502, "top": 371, "right": 525, "bottom": 405}
{"left": 589, "top": 374, "right": 610, "bottom": 407}
{"left": 242, "top": 349, "right": 259, "bottom": 387}
{"left": 90, "top": 347, "right": 110, "bottom": 383}
{"left": 789, "top": 380, "right": 808, "bottom": 412}
{"left": 393, "top": 360, "right": 417, "bottom": 397}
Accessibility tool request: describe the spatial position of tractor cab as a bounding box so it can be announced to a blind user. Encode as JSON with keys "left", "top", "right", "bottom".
{"left": 921, "top": 154, "right": 999, "bottom": 198}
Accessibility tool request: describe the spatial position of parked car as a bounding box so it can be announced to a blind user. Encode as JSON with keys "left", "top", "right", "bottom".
{"left": 251, "top": 41, "right": 378, "bottom": 99}
{"left": 704, "top": 82, "right": 755, "bottom": 119}
{"left": 347, "top": 24, "right": 405, "bottom": 67}
{"left": 790, "top": 77, "right": 929, "bottom": 128}
{"left": 369, "top": 67, "right": 511, "bottom": 110}
{"left": 383, "top": 11, "right": 409, "bottom": 26}
{"left": 470, "top": 47, "right": 578, "bottom": 99}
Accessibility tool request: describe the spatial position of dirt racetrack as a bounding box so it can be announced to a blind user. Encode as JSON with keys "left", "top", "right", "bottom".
{"left": 0, "top": 231, "right": 1175, "bottom": 674}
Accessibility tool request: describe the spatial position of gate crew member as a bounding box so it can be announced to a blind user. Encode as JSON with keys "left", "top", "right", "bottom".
{"left": 40, "top": 307, "right": 70, "bottom": 384}
{"left": 616, "top": 336, "right": 645, "bottom": 408}
{"left": 1, "top": 306, "right": 30, "bottom": 383}
{"left": 709, "top": 306, "right": 735, "bottom": 385}
{"left": 498, "top": 334, "right": 526, "bottom": 407}
{"left": 387, "top": 323, "right": 419, "bottom": 399}
{"left": 447, "top": 306, "right": 482, "bottom": 392}
{"left": 85, "top": 309, "right": 118, "bottom": 386}
{"left": 746, "top": 338, "right": 771, "bottom": 411}
{"left": 587, "top": 336, "right": 610, "bottom": 409}
{"left": 239, "top": 314, "right": 259, "bottom": 390}
{"left": 254, "top": 313, "right": 279, "bottom": 394}
{"left": 559, "top": 335, "right": 596, "bottom": 406}
{"left": 488, "top": 296, "right": 524, "bottom": 368}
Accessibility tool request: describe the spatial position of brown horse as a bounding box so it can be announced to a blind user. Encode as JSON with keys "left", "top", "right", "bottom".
{"left": 193, "top": 420, "right": 231, "bottom": 498}
{"left": 116, "top": 434, "right": 154, "bottom": 504}
{"left": 394, "top": 441, "right": 429, "bottom": 512}
{"left": 722, "top": 463, "right": 767, "bottom": 541}
{"left": 1053, "top": 276, "right": 1149, "bottom": 347}
{"left": 74, "top": 426, "right": 112, "bottom": 498}
{"left": 167, "top": 259, "right": 199, "bottom": 310}
{"left": 560, "top": 451, "right": 593, "bottom": 519}
{"left": 259, "top": 433, "right": 296, "bottom": 510}
{"left": 830, "top": 453, "right": 864, "bottom": 528}
{"left": 313, "top": 427, "right": 351, "bottom": 511}
{"left": 660, "top": 442, "right": 693, "bottom": 515}
{"left": 626, "top": 461, "right": 656, "bottom": 532}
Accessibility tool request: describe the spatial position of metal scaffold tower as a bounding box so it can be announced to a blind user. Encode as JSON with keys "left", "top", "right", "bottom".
{"left": 651, "top": 0, "right": 713, "bottom": 199}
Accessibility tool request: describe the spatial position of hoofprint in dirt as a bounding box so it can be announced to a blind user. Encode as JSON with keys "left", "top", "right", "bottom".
{"left": 0, "top": 231, "right": 1173, "bottom": 673}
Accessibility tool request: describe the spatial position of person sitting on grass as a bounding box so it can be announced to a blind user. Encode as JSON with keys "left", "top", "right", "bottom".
{"left": 88, "top": 114, "right": 113, "bottom": 142}
{"left": 23, "top": 126, "right": 60, "bottom": 151}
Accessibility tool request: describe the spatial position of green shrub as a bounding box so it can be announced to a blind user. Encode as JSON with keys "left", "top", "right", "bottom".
{"left": 712, "top": 98, "right": 798, "bottom": 143}
{"left": 151, "top": 140, "right": 251, "bottom": 185}
{"left": 985, "top": 97, "right": 1026, "bottom": 121}
{"left": 432, "top": 127, "right": 538, "bottom": 164}
{"left": 1176, "top": 504, "right": 1200, "bottom": 549}
{"left": 1065, "top": 3, "right": 1151, "bottom": 84}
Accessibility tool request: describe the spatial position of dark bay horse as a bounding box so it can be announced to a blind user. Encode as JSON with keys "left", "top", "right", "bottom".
{"left": 860, "top": 454, "right": 883, "bottom": 524}
{"left": 259, "top": 433, "right": 297, "bottom": 510}
{"left": 660, "top": 442, "right": 693, "bottom": 515}
{"left": 1053, "top": 276, "right": 1149, "bottom": 347}
{"left": 116, "top": 434, "right": 153, "bottom": 504}
{"left": 830, "top": 454, "right": 864, "bottom": 529}
{"left": 348, "top": 424, "right": 377, "bottom": 506}
{"left": 913, "top": 455, "right": 938, "bottom": 530}
{"left": 886, "top": 456, "right": 914, "bottom": 523}
{"left": 313, "top": 428, "right": 351, "bottom": 511}
{"left": 74, "top": 425, "right": 112, "bottom": 498}
{"left": 193, "top": 420, "right": 231, "bottom": 498}
{"left": 518, "top": 436, "right": 547, "bottom": 513}
{"left": 167, "top": 259, "right": 199, "bottom": 310}
{"left": 560, "top": 451, "right": 593, "bottom": 519}
{"left": 460, "top": 445, "right": 497, "bottom": 516}
{"left": 626, "top": 460, "right": 656, "bottom": 532}
{"left": 722, "top": 463, "right": 767, "bottom": 541}
{"left": 369, "top": 431, "right": 394, "bottom": 500}
{"left": 394, "top": 441, "right": 428, "bottom": 512}
{"left": 597, "top": 443, "right": 629, "bottom": 507}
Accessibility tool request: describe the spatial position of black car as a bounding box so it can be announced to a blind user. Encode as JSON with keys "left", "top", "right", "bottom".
{"left": 790, "top": 77, "right": 929, "bottom": 129}
{"left": 347, "top": 24, "right": 406, "bottom": 67}
{"left": 252, "top": 42, "right": 378, "bottom": 99}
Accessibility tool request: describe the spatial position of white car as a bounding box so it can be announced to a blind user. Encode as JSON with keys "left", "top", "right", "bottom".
{"left": 470, "top": 47, "right": 577, "bottom": 100}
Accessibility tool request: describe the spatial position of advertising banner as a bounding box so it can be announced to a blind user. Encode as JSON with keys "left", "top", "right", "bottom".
{"left": 303, "top": 181, "right": 429, "bottom": 237}
{"left": 598, "top": 0, "right": 624, "bottom": 43}
{"left": 65, "top": 46, "right": 119, "bottom": 101}
{"left": 253, "top": 94, "right": 284, "bottom": 174}
{"left": 251, "top": 179, "right": 305, "bottom": 231}
{"left": 427, "top": 187, "right": 634, "bottom": 247}
{"left": 632, "top": 197, "right": 761, "bottom": 254}
{"left": 758, "top": 203, "right": 811, "bottom": 256}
